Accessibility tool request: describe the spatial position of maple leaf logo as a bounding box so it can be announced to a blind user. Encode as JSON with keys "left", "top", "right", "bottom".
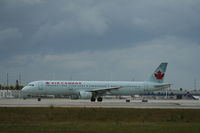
{"left": 154, "top": 71, "right": 164, "bottom": 80}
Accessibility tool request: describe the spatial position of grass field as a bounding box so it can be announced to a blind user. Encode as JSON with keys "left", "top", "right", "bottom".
{"left": 0, "top": 107, "right": 200, "bottom": 133}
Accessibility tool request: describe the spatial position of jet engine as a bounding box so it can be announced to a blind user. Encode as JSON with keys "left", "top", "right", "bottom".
{"left": 79, "top": 91, "right": 92, "bottom": 99}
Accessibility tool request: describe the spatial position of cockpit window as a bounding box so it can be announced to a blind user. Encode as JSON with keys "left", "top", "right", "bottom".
{"left": 28, "top": 84, "right": 34, "bottom": 86}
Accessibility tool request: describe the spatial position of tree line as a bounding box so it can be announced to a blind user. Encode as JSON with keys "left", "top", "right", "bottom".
{"left": 0, "top": 84, "right": 24, "bottom": 90}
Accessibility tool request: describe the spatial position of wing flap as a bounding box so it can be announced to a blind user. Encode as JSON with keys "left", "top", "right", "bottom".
{"left": 86, "top": 86, "right": 122, "bottom": 95}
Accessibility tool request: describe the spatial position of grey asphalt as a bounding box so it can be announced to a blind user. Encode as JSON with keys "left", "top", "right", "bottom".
{"left": 0, "top": 99, "right": 200, "bottom": 108}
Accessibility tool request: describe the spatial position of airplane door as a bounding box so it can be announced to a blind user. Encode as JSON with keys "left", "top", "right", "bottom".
{"left": 37, "top": 82, "right": 44, "bottom": 90}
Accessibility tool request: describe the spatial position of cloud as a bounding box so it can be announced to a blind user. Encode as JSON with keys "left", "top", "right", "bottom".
{"left": 32, "top": 1, "right": 109, "bottom": 42}
{"left": 0, "top": 0, "right": 200, "bottom": 89}
{"left": 1, "top": 0, "right": 200, "bottom": 54}
{"left": 1, "top": 36, "right": 200, "bottom": 89}
{"left": 20, "top": 0, "right": 44, "bottom": 5}
{"left": 0, "top": 28, "right": 22, "bottom": 42}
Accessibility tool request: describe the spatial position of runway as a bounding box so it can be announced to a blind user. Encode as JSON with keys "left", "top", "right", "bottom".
{"left": 0, "top": 98, "right": 200, "bottom": 108}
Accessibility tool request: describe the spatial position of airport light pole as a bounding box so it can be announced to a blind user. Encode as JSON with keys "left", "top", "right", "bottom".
{"left": 194, "top": 77, "right": 197, "bottom": 90}
{"left": 6, "top": 73, "right": 9, "bottom": 97}
{"left": 6, "top": 73, "right": 9, "bottom": 88}
{"left": 19, "top": 73, "right": 21, "bottom": 86}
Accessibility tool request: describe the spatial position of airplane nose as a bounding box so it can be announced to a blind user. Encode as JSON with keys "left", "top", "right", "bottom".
{"left": 21, "top": 86, "right": 28, "bottom": 92}
{"left": 21, "top": 86, "right": 28, "bottom": 98}
{"left": 21, "top": 86, "right": 30, "bottom": 93}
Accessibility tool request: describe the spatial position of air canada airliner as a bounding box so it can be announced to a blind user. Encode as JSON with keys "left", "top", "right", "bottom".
{"left": 22, "top": 62, "right": 170, "bottom": 102}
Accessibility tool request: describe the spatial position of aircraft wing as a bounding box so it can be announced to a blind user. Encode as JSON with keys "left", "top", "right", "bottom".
{"left": 154, "top": 83, "right": 171, "bottom": 89}
{"left": 86, "top": 86, "right": 122, "bottom": 95}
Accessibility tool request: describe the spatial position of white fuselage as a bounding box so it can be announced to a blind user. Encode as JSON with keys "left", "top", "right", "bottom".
{"left": 22, "top": 80, "right": 166, "bottom": 96}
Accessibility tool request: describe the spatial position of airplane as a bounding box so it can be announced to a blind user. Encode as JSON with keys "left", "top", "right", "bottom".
{"left": 22, "top": 62, "right": 171, "bottom": 102}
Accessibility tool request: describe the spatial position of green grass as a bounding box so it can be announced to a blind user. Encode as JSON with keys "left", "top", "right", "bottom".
{"left": 0, "top": 107, "right": 200, "bottom": 133}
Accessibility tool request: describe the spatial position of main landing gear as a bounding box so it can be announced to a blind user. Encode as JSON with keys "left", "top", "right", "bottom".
{"left": 90, "top": 97, "right": 103, "bottom": 102}
{"left": 91, "top": 97, "right": 96, "bottom": 102}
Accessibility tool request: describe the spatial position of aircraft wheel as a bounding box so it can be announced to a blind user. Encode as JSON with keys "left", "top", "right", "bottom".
{"left": 91, "top": 97, "right": 96, "bottom": 102}
{"left": 97, "top": 97, "right": 103, "bottom": 102}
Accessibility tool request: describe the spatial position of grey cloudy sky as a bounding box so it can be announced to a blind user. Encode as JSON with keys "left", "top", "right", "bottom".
{"left": 0, "top": 0, "right": 200, "bottom": 89}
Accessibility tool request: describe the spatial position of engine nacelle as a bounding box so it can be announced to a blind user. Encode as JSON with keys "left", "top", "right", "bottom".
{"left": 79, "top": 91, "right": 92, "bottom": 99}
